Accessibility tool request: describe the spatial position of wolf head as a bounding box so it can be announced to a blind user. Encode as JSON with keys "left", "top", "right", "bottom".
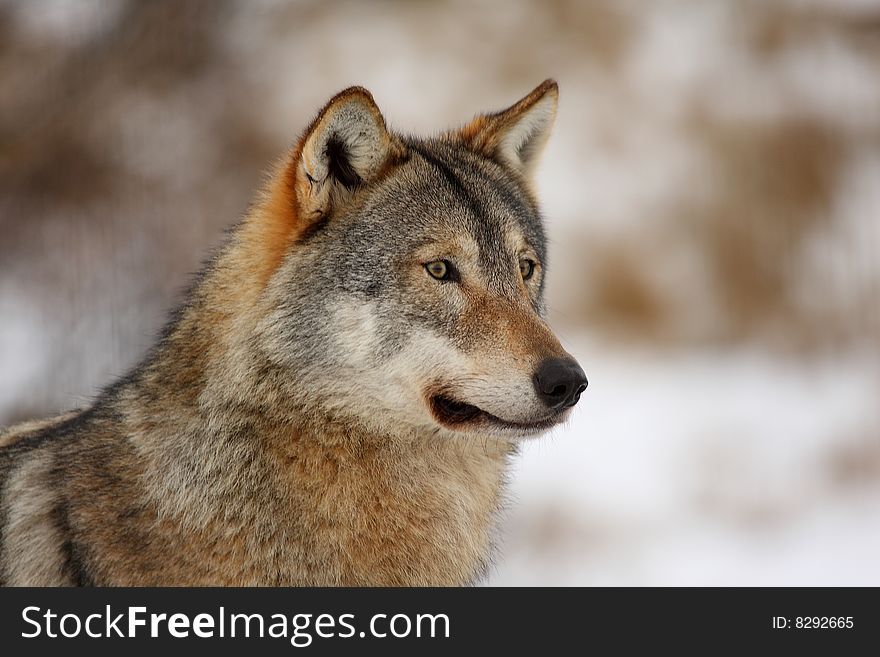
{"left": 243, "top": 80, "right": 586, "bottom": 440}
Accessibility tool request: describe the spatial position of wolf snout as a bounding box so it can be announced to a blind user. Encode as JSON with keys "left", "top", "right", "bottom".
{"left": 533, "top": 357, "right": 588, "bottom": 410}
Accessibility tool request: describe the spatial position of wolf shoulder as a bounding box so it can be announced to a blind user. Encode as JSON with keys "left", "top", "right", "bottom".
{"left": 0, "top": 411, "right": 84, "bottom": 449}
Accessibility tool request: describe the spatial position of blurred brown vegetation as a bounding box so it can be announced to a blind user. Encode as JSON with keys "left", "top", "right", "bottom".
{"left": 553, "top": 2, "right": 880, "bottom": 352}
{"left": 1, "top": 0, "right": 879, "bottom": 424}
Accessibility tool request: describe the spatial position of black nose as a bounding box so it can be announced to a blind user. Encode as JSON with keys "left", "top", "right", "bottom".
{"left": 533, "top": 358, "right": 588, "bottom": 410}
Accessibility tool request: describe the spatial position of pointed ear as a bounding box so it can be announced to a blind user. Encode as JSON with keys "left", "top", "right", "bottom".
{"left": 457, "top": 79, "right": 558, "bottom": 176}
{"left": 292, "top": 87, "right": 404, "bottom": 225}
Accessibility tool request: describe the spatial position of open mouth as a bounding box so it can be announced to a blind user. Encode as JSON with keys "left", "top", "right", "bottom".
{"left": 431, "top": 395, "right": 482, "bottom": 423}
{"left": 429, "top": 394, "right": 562, "bottom": 433}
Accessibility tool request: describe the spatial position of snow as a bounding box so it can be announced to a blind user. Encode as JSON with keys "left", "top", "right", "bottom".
{"left": 3, "top": 0, "right": 879, "bottom": 586}
{"left": 490, "top": 342, "right": 880, "bottom": 585}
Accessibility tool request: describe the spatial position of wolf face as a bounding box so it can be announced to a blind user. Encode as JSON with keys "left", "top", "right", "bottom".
{"left": 255, "top": 81, "right": 586, "bottom": 440}
{"left": 0, "top": 81, "right": 586, "bottom": 587}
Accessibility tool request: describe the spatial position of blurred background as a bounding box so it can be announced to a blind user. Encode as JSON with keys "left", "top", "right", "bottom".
{"left": 1, "top": 0, "right": 879, "bottom": 584}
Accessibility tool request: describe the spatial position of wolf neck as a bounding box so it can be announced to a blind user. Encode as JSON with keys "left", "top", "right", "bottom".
{"left": 121, "top": 240, "right": 513, "bottom": 585}
{"left": 128, "top": 352, "right": 513, "bottom": 584}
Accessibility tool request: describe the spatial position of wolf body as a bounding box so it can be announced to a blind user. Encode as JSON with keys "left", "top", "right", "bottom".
{"left": 0, "top": 80, "right": 586, "bottom": 585}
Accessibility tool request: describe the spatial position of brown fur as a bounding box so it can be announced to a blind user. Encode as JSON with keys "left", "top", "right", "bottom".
{"left": 0, "top": 81, "right": 567, "bottom": 586}
{"left": 458, "top": 79, "right": 559, "bottom": 161}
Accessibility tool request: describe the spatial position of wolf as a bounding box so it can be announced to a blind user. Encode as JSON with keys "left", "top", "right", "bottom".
{"left": 0, "top": 80, "right": 586, "bottom": 585}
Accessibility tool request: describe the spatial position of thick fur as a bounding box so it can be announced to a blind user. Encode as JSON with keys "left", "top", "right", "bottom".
{"left": 0, "top": 80, "right": 582, "bottom": 586}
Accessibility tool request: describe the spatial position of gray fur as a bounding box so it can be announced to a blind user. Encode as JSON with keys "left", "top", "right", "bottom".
{"left": 0, "top": 81, "right": 583, "bottom": 586}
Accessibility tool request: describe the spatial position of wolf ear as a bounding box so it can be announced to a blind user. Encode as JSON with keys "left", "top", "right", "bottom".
{"left": 457, "top": 79, "right": 558, "bottom": 176}
{"left": 292, "top": 87, "right": 404, "bottom": 224}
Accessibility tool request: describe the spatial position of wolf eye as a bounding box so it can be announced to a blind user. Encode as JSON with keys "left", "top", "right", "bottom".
{"left": 519, "top": 258, "right": 536, "bottom": 281}
{"left": 425, "top": 260, "right": 452, "bottom": 281}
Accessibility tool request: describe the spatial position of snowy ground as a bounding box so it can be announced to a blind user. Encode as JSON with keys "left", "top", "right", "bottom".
{"left": 491, "top": 340, "right": 880, "bottom": 585}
